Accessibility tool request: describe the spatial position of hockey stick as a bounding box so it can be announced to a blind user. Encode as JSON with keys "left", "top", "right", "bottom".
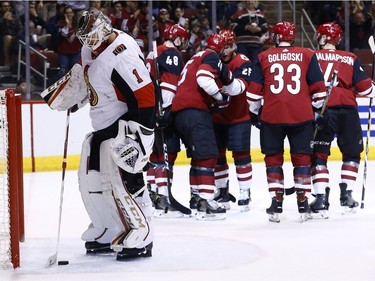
{"left": 286, "top": 70, "right": 338, "bottom": 196}
{"left": 313, "top": 70, "right": 338, "bottom": 139}
{"left": 152, "top": 41, "right": 191, "bottom": 215}
{"left": 360, "top": 35, "right": 375, "bottom": 209}
{"left": 46, "top": 109, "right": 71, "bottom": 267}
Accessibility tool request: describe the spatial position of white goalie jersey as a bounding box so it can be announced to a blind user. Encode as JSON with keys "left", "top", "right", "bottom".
{"left": 81, "top": 30, "right": 155, "bottom": 131}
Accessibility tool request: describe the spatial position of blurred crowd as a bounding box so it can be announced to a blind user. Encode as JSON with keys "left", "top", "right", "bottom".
{"left": 1, "top": 0, "right": 375, "bottom": 93}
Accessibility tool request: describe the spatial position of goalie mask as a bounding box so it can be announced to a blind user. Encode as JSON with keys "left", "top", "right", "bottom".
{"left": 77, "top": 8, "right": 113, "bottom": 51}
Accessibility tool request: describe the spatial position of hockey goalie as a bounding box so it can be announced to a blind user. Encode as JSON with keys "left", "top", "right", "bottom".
{"left": 40, "top": 7, "right": 156, "bottom": 261}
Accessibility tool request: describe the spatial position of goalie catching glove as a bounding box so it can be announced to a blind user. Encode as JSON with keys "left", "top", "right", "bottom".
{"left": 110, "top": 120, "right": 154, "bottom": 174}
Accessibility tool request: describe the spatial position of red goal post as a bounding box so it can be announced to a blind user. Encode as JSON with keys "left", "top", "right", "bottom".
{"left": 0, "top": 89, "right": 24, "bottom": 269}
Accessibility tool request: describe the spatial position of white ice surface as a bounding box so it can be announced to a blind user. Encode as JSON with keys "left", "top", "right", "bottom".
{"left": 3, "top": 161, "right": 375, "bottom": 281}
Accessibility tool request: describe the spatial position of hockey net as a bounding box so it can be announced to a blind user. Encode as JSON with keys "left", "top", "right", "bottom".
{"left": 0, "top": 89, "right": 24, "bottom": 269}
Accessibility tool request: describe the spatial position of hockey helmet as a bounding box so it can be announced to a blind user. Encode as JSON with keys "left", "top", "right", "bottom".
{"left": 315, "top": 22, "right": 343, "bottom": 46}
{"left": 163, "top": 24, "right": 189, "bottom": 49}
{"left": 219, "top": 29, "right": 237, "bottom": 45}
{"left": 272, "top": 21, "right": 296, "bottom": 44}
{"left": 219, "top": 29, "right": 237, "bottom": 62}
{"left": 206, "top": 33, "right": 226, "bottom": 54}
{"left": 77, "top": 8, "right": 113, "bottom": 51}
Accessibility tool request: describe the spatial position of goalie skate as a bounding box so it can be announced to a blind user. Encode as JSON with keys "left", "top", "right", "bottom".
{"left": 116, "top": 242, "right": 153, "bottom": 261}
{"left": 85, "top": 241, "right": 113, "bottom": 255}
{"left": 153, "top": 194, "right": 185, "bottom": 218}
{"left": 196, "top": 199, "right": 226, "bottom": 221}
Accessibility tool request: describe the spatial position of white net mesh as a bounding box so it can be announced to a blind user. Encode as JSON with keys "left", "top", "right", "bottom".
{"left": 0, "top": 90, "right": 12, "bottom": 269}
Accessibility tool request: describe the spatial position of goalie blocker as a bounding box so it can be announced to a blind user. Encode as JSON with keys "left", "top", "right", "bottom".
{"left": 40, "top": 63, "right": 89, "bottom": 111}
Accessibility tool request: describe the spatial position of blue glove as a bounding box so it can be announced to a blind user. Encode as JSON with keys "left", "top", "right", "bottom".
{"left": 315, "top": 111, "right": 329, "bottom": 131}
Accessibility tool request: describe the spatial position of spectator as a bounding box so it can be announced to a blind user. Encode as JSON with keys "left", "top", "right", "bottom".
{"left": 20, "top": 1, "right": 47, "bottom": 34}
{"left": 156, "top": 8, "right": 175, "bottom": 45}
{"left": 349, "top": 9, "right": 372, "bottom": 51}
{"left": 0, "top": 1, "right": 22, "bottom": 66}
{"left": 56, "top": 6, "right": 81, "bottom": 78}
{"left": 45, "top": 2, "right": 67, "bottom": 52}
{"left": 109, "top": 1, "right": 125, "bottom": 30}
{"left": 187, "top": 17, "right": 206, "bottom": 58}
{"left": 199, "top": 16, "right": 214, "bottom": 38}
{"left": 231, "top": 0, "right": 268, "bottom": 63}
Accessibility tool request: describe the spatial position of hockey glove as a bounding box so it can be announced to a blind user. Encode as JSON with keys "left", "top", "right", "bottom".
{"left": 210, "top": 93, "right": 230, "bottom": 113}
{"left": 219, "top": 63, "right": 234, "bottom": 86}
{"left": 111, "top": 120, "right": 154, "bottom": 174}
{"left": 315, "top": 111, "right": 330, "bottom": 131}
{"left": 250, "top": 106, "right": 262, "bottom": 129}
{"left": 156, "top": 105, "right": 173, "bottom": 129}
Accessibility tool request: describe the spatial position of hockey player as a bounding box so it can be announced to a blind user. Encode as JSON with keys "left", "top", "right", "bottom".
{"left": 310, "top": 22, "right": 375, "bottom": 216}
{"left": 212, "top": 29, "right": 253, "bottom": 212}
{"left": 42, "top": 8, "right": 156, "bottom": 260}
{"left": 145, "top": 24, "right": 188, "bottom": 217}
{"left": 172, "top": 33, "right": 247, "bottom": 220}
{"left": 247, "top": 21, "right": 327, "bottom": 222}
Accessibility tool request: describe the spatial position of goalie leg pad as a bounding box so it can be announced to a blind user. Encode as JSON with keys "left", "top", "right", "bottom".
{"left": 79, "top": 134, "right": 123, "bottom": 244}
{"left": 102, "top": 141, "right": 154, "bottom": 250}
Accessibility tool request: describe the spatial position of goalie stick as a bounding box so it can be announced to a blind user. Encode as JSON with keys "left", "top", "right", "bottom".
{"left": 360, "top": 35, "right": 375, "bottom": 209}
{"left": 152, "top": 41, "right": 191, "bottom": 215}
{"left": 46, "top": 109, "right": 71, "bottom": 267}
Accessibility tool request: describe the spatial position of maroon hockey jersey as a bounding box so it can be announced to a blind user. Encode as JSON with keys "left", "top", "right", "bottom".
{"left": 212, "top": 53, "right": 252, "bottom": 124}
{"left": 315, "top": 49, "right": 374, "bottom": 107}
{"left": 247, "top": 46, "right": 326, "bottom": 124}
{"left": 171, "top": 50, "right": 222, "bottom": 112}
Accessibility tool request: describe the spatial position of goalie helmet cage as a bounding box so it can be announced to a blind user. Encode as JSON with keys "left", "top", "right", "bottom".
{"left": 0, "top": 89, "right": 24, "bottom": 269}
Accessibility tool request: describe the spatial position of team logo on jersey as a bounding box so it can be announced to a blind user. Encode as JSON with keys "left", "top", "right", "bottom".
{"left": 83, "top": 65, "right": 98, "bottom": 106}
{"left": 113, "top": 44, "right": 127, "bottom": 56}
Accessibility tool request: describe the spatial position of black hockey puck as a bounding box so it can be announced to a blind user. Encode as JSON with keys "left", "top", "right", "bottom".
{"left": 58, "top": 260, "right": 69, "bottom": 265}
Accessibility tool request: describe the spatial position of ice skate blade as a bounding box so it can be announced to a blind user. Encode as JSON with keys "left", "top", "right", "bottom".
{"left": 268, "top": 213, "right": 280, "bottom": 223}
{"left": 153, "top": 209, "right": 185, "bottom": 218}
{"left": 239, "top": 205, "right": 250, "bottom": 212}
{"left": 310, "top": 210, "right": 329, "bottom": 219}
{"left": 217, "top": 202, "right": 231, "bottom": 210}
{"left": 341, "top": 206, "right": 357, "bottom": 215}
{"left": 196, "top": 211, "right": 227, "bottom": 221}
{"left": 299, "top": 213, "right": 313, "bottom": 223}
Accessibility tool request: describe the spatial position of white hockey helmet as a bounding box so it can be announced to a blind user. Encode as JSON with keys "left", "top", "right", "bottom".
{"left": 77, "top": 8, "right": 113, "bottom": 51}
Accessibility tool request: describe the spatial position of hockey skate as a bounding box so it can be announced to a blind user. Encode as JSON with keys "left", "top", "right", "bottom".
{"left": 116, "top": 242, "right": 153, "bottom": 261}
{"left": 189, "top": 189, "right": 200, "bottom": 216}
{"left": 196, "top": 198, "right": 227, "bottom": 221}
{"left": 85, "top": 241, "right": 113, "bottom": 255}
{"left": 153, "top": 194, "right": 184, "bottom": 218}
{"left": 215, "top": 186, "right": 236, "bottom": 210}
{"left": 238, "top": 189, "right": 251, "bottom": 212}
{"left": 296, "top": 190, "right": 312, "bottom": 222}
{"left": 147, "top": 183, "right": 156, "bottom": 207}
{"left": 266, "top": 197, "right": 283, "bottom": 223}
{"left": 309, "top": 187, "right": 330, "bottom": 219}
{"left": 339, "top": 183, "right": 359, "bottom": 214}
